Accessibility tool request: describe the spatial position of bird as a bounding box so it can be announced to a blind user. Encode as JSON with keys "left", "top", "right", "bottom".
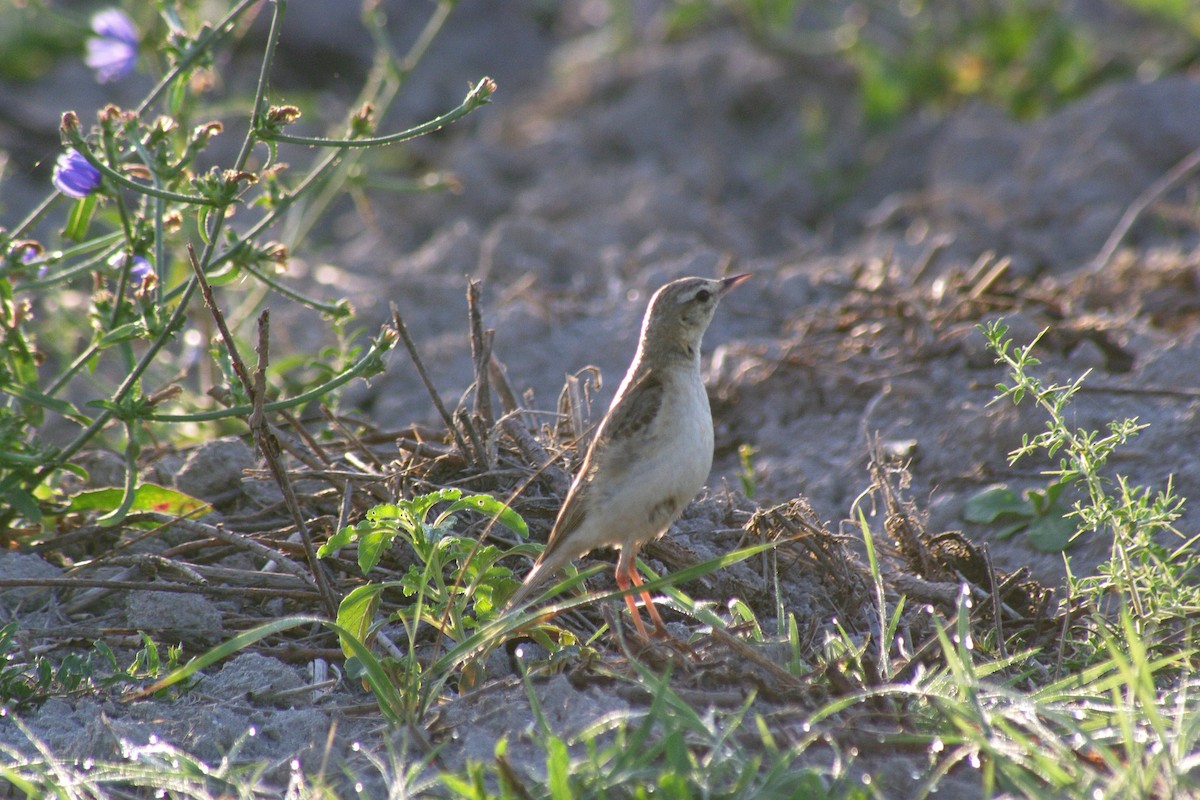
{"left": 506, "top": 273, "right": 750, "bottom": 638}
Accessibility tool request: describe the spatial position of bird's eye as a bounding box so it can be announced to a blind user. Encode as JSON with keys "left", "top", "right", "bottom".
{"left": 695, "top": 289, "right": 712, "bottom": 303}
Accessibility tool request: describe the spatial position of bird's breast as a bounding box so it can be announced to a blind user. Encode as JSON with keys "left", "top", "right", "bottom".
{"left": 644, "top": 371, "right": 714, "bottom": 494}
{"left": 582, "top": 370, "right": 715, "bottom": 550}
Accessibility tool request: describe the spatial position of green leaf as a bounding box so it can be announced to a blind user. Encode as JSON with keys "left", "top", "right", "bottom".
{"left": 316, "top": 523, "right": 358, "bottom": 558}
{"left": 0, "top": 383, "right": 88, "bottom": 424}
{"left": 65, "top": 482, "right": 210, "bottom": 518}
{"left": 0, "top": 622, "right": 17, "bottom": 653}
{"left": 545, "top": 736, "right": 572, "bottom": 800}
{"left": 63, "top": 194, "right": 98, "bottom": 241}
{"left": 994, "top": 520, "right": 1030, "bottom": 541}
{"left": 1026, "top": 510, "right": 1077, "bottom": 553}
{"left": 96, "top": 321, "right": 146, "bottom": 348}
{"left": 167, "top": 75, "right": 188, "bottom": 118}
{"left": 204, "top": 262, "right": 242, "bottom": 285}
{"left": 335, "top": 583, "right": 384, "bottom": 660}
{"left": 962, "top": 484, "right": 1030, "bottom": 523}
{"left": 136, "top": 615, "right": 412, "bottom": 725}
{"left": 93, "top": 639, "right": 119, "bottom": 672}
{"left": 444, "top": 494, "right": 528, "bottom": 538}
{"left": 408, "top": 488, "right": 462, "bottom": 522}
{"left": 358, "top": 524, "right": 393, "bottom": 574}
{"left": 2, "top": 486, "right": 42, "bottom": 522}
{"left": 1029, "top": 478, "right": 1069, "bottom": 515}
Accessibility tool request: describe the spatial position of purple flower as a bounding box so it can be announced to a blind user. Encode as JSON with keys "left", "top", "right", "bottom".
{"left": 129, "top": 256, "right": 153, "bottom": 286}
{"left": 24, "top": 247, "right": 48, "bottom": 278}
{"left": 52, "top": 149, "right": 103, "bottom": 198}
{"left": 85, "top": 9, "right": 139, "bottom": 84}
{"left": 109, "top": 252, "right": 155, "bottom": 287}
{"left": 8, "top": 243, "right": 46, "bottom": 276}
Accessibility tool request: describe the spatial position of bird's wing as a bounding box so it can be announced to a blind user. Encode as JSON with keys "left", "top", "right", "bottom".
{"left": 598, "top": 370, "right": 664, "bottom": 445}
{"left": 539, "top": 370, "right": 664, "bottom": 558}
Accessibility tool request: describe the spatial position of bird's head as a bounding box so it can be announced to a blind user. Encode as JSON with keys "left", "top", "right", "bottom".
{"left": 639, "top": 273, "right": 750, "bottom": 361}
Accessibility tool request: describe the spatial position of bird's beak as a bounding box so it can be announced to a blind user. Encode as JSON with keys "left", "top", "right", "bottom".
{"left": 720, "top": 273, "right": 752, "bottom": 294}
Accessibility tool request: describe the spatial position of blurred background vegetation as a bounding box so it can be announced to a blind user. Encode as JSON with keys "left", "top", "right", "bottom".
{"left": 661, "top": 0, "right": 1200, "bottom": 124}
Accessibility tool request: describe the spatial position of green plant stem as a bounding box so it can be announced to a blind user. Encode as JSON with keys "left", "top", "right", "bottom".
{"left": 147, "top": 332, "right": 393, "bottom": 422}
{"left": 235, "top": 258, "right": 346, "bottom": 316}
{"left": 127, "top": 132, "right": 169, "bottom": 307}
{"left": 44, "top": 341, "right": 103, "bottom": 398}
{"left": 4, "top": 194, "right": 58, "bottom": 244}
{"left": 259, "top": 78, "right": 494, "bottom": 149}
{"left": 274, "top": 0, "right": 460, "bottom": 249}
{"left": 400, "top": 0, "right": 454, "bottom": 76}
{"left": 10, "top": 237, "right": 124, "bottom": 289}
{"left": 96, "top": 421, "right": 140, "bottom": 526}
{"left": 60, "top": 126, "right": 223, "bottom": 207}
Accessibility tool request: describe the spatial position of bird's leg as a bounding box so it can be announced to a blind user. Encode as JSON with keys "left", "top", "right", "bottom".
{"left": 626, "top": 564, "right": 670, "bottom": 638}
{"left": 614, "top": 563, "right": 652, "bottom": 640}
{"left": 614, "top": 548, "right": 655, "bottom": 640}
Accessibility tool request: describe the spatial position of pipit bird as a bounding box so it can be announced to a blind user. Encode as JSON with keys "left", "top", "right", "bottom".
{"left": 506, "top": 274, "right": 750, "bottom": 638}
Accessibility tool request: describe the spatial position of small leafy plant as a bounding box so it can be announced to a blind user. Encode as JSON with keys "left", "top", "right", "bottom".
{"left": 0, "top": 623, "right": 180, "bottom": 708}
{"left": 317, "top": 489, "right": 536, "bottom": 718}
{"left": 963, "top": 478, "right": 1075, "bottom": 552}
{"left": 318, "top": 488, "right": 529, "bottom": 638}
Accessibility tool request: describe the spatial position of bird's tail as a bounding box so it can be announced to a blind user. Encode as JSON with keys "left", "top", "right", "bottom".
{"left": 503, "top": 544, "right": 576, "bottom": 613}
{"left": 503, "top": 561, "right": 549, "bottom": 613}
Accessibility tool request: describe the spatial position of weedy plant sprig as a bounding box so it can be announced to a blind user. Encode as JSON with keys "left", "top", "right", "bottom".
{"left": 980, "top": 320, "right": 1196, "bottom": 650}
{"left": 0, "top": 622, "right": 180, "bottom": 709}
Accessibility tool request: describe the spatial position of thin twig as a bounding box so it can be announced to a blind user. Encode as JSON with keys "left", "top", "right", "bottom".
{"left": 168, "top": 517, "right": 316, "bottom": 587}
{"left": 499, "top": 413, "right": 573, "bottom": 496}
{"left": 984, "top": 545, "right": 1007, "bottom": 660}
{"left": 336, "top": 483, "right": 355, "bottom": 538}
{"left": 456, "top": 407, "right": 488, "bottom": 468}
{"left": 250, "top": 311, "right": 339, "bottom": 617}
{"left": 1090, "top": 143, "right": 1200, "bottom": 274}
{"left": 0, "top": 577, "right": 320, "bottom": 600}
{"left": 467, "top": 279, "right": 494, "bottom": 428}
{"left": 321, "top": 405, "right": 384, "bottom": 470}
{"left": 391, "top": 302, "right": 470, "bottom": 458}
{"left": 489, "top": 353, "right": 521, "bottom": 415}
{"left": 187, "top": 243, "right": 252, "bottom": 392}
{"left": 188, "top": 250, "right": 338, "bottom": 616}
{"left": 279, "top": 408, "right": 334, "bottom": 465}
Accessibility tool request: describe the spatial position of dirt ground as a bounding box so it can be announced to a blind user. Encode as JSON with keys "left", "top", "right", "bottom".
{"left": 3, "top": 1, "right": 1200, "bottom": 795}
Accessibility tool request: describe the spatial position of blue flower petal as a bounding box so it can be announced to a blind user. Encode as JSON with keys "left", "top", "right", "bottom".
{"left": 130, "top": 256, "right": 154, "bottom": 286}
{"left": 91, "top": 9, "right": 138, "bottom": 43}
{"left": 85, "top": 8, "right": 138, "bottom": 83}
{"left": 52, "top": 150, "right": 103, "bottom": 198}
{"left": 109, "top": 252, "right": 155, "bottom": 287}
{"left": 86, "top": 38, "right": 137, "bottom": 83}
